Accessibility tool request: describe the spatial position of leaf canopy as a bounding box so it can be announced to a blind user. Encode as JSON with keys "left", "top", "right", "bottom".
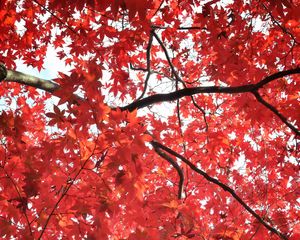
{"left": 0, "top": 0, "right": 299, "bottom": 239}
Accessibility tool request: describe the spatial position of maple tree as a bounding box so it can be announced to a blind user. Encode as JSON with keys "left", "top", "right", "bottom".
{"left": 0, "top": 0, "right": 299, "bottom": 239}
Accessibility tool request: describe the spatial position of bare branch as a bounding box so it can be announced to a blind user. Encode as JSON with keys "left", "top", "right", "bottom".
{"left": 0, "top": 63, "right": 7, "bottom": 81}
{"left": 151, "top": 141, "right": 288, "bottom": 240}
{"left": 121, "top": 84, "right": 257, "bottom": 111}
{"left": 123, "top": 67, "right": 300, "bottom": 112}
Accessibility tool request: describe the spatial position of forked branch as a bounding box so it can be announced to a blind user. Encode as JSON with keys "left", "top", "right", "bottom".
{"left": 1, "top": 64, "right": 299, "bottom": 134}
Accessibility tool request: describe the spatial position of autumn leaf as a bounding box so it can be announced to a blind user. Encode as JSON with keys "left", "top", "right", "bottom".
{"left": 79, "top": 140, "right": 95, "bottom": 161}
{"left": 161, "top": 199, "right": 179, "bottom": 209}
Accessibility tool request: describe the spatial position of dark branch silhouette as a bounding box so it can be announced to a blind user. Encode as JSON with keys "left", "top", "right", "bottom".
{"left": 152, "top": 143, "right": 184, "bottom": 199}
{"left": 135, "top": 30, "right": 154, "bottom": 101}
{"left": 122, "top": 67, "right": 300, "bottom": 111}
{"left": 252, "top": 91, "right": 299, "bottom": 135}
{"left": 1, "top": 63, "right": 299, "bottom": 134}
{"left": 151, "top": 140, "right": 288, "bottom": 240}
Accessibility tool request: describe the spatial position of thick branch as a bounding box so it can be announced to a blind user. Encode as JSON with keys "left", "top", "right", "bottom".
{"left": 151, "top": 141, "right": 288, "bottom": 240}
{"left": 4, "top": 69, "right": 59, "bottom": 92}
{"left": 122, "top": 67, "right": 300, "bottom": 111}
{"left": 2, "top": 63, "right": 299, "bottom": 110}
{"left": 121, "top": 84, "right": 257, "bottom": 111}
{"left": 2, "top": 66, "right": 83, "bottom": 104}
{"left": 1, "top": 64, "right": 299, "bottom": 134}
{"left": 255, "top": 68, "right": 300, "bottom": 88}
{"left": 0, "top": 64, "right": 7, "bottom": 81}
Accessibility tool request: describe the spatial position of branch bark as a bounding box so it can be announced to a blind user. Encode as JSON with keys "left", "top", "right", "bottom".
{"left": 5, "top": 69, "right": 60, "bottom": 92}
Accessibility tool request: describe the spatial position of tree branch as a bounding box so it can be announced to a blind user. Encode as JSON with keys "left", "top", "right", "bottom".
{"left": 135, "top": 29, "right": 154, "bottom": 101}
{"left": 255, "top": 68, "right": 300, "bottom": 88}
{"left": 152, "top": 143, "right": 184, "bottom": 199}
{"left": 1, "top": 167, "right": 33, "bottom": 236}
{"left": 1, "top": 63, "right": 299, "bottom": 134}
{"left": 4, "top": 69, "right": 60, "bottom": 92}
{"left": 152, "top": 30, "right": 184, "bottom": 85}
{"left": 0, "top": 63, "right": 7, "bottom": 81}
{"left": 122, "top": 67, "right": 300, "bottom": 111}
{"left": 121, "top": 84, "right": 256, "bottom": 111}
{"left": 151, "top": 141, "right": 288, "bottom": 240}
{"left": 38, "top": 136, "right": 98, "bottom": 239}
{"left": 252, "top": 90, "right": 300, "bottom": 135}
{"left": 33, "top": 0, "right": 78, "bottom": 35}
{"left": 2, "top": 63, "right": 299, "bottom": 107}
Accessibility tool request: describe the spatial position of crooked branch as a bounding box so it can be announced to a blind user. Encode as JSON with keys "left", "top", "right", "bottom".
{"left": 1, "top": 64, "right": 299, "bottom": 134}
{"left": 152, "top": 30, "right": 208, "bottom": 130}
{"left": 2, "top": 65, "right": 298, "bottom": 105}
{"left": 122, "top": 68, "right": 300, "bottom": 134}
{"left": 151, "top": 141, "right": 288, "bottom": 240}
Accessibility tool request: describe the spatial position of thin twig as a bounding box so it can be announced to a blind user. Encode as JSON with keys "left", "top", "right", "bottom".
{"left": 262, "top": 3, "right": 299, "bottom": 45}
{"left": 33, "top": 0, "right": 78, "bottom": 35}
{"left": 38, "top": 138, "right": 98, "bottom": 239}
{"left": 153, "top": 31, "right": 209, "bottom": 130}
{"left": 152, "top": 30, "right": 184, "bottom": 85}
{"left": 0, "top": 168, "right": 33, "bottom": 236}
{"left": 151, "top": 0, "right": 165, "bottom": 18}
{"left": 136, "top": 30, "right": 154, "bottom": 100}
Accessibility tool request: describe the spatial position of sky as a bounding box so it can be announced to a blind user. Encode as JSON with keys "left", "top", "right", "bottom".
{"left": 16, "top": 45, "right": 73, "bottom": 80}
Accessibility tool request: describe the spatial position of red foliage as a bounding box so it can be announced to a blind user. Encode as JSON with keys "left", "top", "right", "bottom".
{"left": 0, "top": 0, "right": 299, "bottom": 239}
